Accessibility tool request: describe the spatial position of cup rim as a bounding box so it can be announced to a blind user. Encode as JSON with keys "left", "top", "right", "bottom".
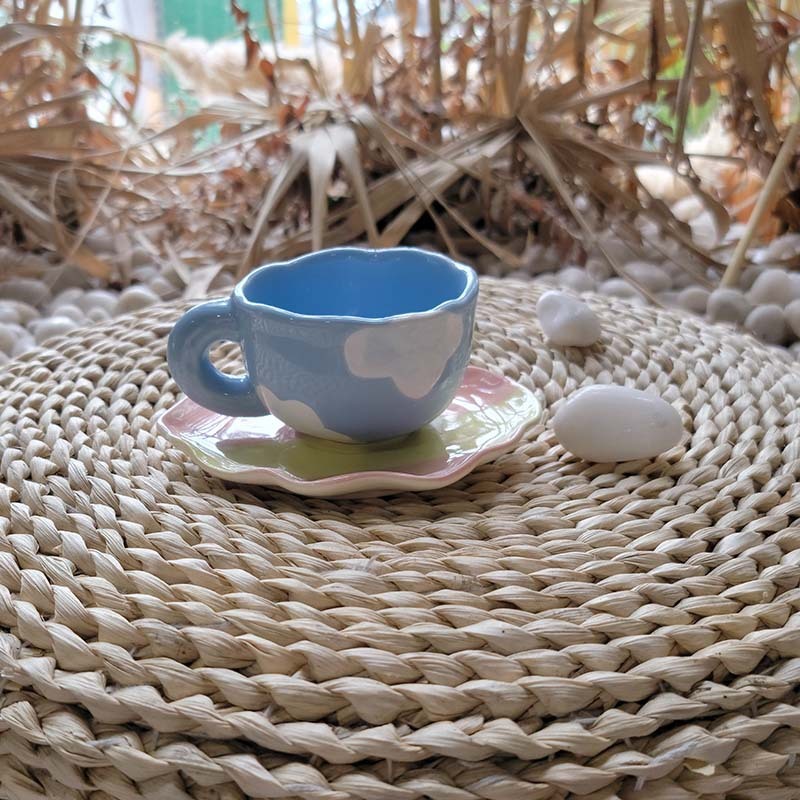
{"left": 233, "top": 247, "right": 478, "bottom": 324}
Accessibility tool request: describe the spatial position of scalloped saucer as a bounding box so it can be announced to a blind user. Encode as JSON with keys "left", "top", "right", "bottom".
{"left": 157, "top": 367, "right": 540, "bottom": 498}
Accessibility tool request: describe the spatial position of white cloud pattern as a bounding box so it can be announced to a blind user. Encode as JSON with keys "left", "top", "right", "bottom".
{"left": 257, "top": 386, "right": 354, "bottom": 442}
{"left": 343, "top": 313, "right": 463, "bottom": 399}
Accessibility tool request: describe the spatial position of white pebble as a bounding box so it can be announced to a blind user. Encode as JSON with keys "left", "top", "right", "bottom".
{"left": 765, "top": 233, "right": 800, "bottom": 261}
{"left": 536, "top": 291, "right": 601, "bottom": 347}
{"left": 745, "top": 304, "right": 789, "bottom": 345}
{"left": 507, "top": 269, "right": 532, "bottom": 282}
{"left": 7, "top": 301, "right": 39, "bottom": 324}
{"left": 599, "top": 278, "right": 643, "bottom": 300}
{"left": 131, "top": 264, "right": 159, "bottom": 283}
{"left": 672, "top": 195, "right": 704, "bottom": 222}
{"left": 553, "top": 385, "right": 683, "bottom": 462}
{"left": 624, "top": 261, "right": 672, "bottom": 293}
{"left": 557, "top": 266, "right": 595, "bottom": 294}
{"left": 49, "top": 288, "right": 84, "bottom": 311}
{"left": 0, "top": 302, "right": 20, "bottom": 325}
{"left": 594, "top": 232, "right": 633, "bottom": 265}
{"left": 32, "top": 316, "right": 78, "bottom": 344}
{"left": 0, "top": 323, "right": 19, "bottom": 354}
{"left": 86, "top": 307, "right": 111, "bottom": 323}
{"left": 131, "top": 247, "right": 154, "bottom": 267}
{"left": 707, "top": 287, "right": 751, "bottom": 325}
{"left": 723, "top": 222, "right": 748, "bottom": 244}
{"left": 0, "top": 351, "right": 8, "bottom": 367}
{"left": 740, "top": 264, "right": 765, "bottom": 291}
{"left": 79, "top": 289, "right": 118, "bottom": 315}
{"left": 12, "top": 331, "right": 35, "bottom": 357}
{"left": 0, "top": 278, "right": 50, "bottom": 307}
{"left": 671, "top": 268, "right": 702, "bottom": 290}
{"left": 116, "top": 285, "right": 160, "bottom": 314}
{"left": 585, "top": 258, "right": 613, "bottom": 283}
{"left": 49, "top": 265, "right": 90, "bottom": 293}
{"left": 748, "top": 268, "right": 793, "bottom": 306}
{"left": 677, "top": 286, "right": 709, "bottom": 314}
{"left": 658, "top": 290, "right": 681, "bottom": 307}
{"left": 789, "top": 272, "right": 800, "bottom": 300}
{"left": 785, "top": 299, "right": 800, "bottom": 339}
{"left": 690, "top": 211, "right": 719, "bottom": 249}
{"left": 521, "top": 245, "right": 559, "bottom": 275}
{"left": 54, "top": 304, "right": 85, "bottom": 324}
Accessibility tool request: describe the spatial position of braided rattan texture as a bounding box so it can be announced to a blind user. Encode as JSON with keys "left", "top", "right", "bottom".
{"left": 1, "top": 277, "right": 800, "bottom": 800}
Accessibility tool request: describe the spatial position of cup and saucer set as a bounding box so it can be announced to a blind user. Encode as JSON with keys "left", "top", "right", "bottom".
{"left": 158, "top": 248, "right": 541, "bottom": 497}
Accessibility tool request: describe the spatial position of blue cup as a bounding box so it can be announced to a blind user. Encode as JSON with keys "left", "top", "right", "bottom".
{"left": 167, "top": 248, "right": 479, "bottom": 442}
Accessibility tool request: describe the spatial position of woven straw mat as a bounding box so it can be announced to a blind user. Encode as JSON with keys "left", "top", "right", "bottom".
{"left": 1, "top": 277, "right": 800, "bottom": 800}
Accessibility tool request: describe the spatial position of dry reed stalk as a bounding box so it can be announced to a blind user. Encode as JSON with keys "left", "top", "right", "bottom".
{"left": 721, "top": 117, "right": 800, "bottom": 287}
{"left": 672, "top": 0, "right": 706, "bottom": 163}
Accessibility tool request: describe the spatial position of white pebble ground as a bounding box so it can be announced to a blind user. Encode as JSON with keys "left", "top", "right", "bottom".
{"left": 4, "top": 227, "right": 800, "bottom": 366}
{"left": 0, "top": 262, "right": 182, "bottom": 361}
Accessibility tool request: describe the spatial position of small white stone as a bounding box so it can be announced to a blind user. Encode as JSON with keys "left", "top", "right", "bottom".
{"left": 8, "top": 301, "right": 39, "bottom": 324}
{"left": 623, "top": 261, "right": 671, "bottom": 293}
{"left": 521, "top": 244, "right": 559, "bottom": 275}
{"left": 131, "top": 264, "right": 159, "bottom": 283}
{"left": 0, "top": 351, "right": 9, "bottom": 368}
{"left": 748, "top": 268, "right": 793, "bottom": 306}
{"left": 585, "top": 258, "right": 613, "bottom": 283}
{"left": 0, "top": 301, "right": 20, "bottom": 325}
{"left": 78, "top": 289, "right": 118, "bottom": 315}
{"left": 131, "top": 247, "right": 154, "bottom": 267}
{"left": 671, "top": 267, "right": 703, "bottom": 290}
{"left": 658, "top": 290, "right": 681, "bottom": 307}
{"left": 598, "top": 278, "right": 643, "bottom": 300}
{"left": 0, "top": 278, "right": 50, "bottom": 307}
{"left": 557, "top": 266, "right": 595, "bottom": 293}
{"left": 536, "top": 290, "right": 601, "bottom": 347}
{"left": 54, "top": 304, "right": 85, "bottom": 323}
{"left": 594, "top": 232, "right": 634, "bottom": 265}
{"left": 707, "top": 287, "right": 751, "bottom": 325}
{"left": 785, "top": 299, "right": 800, "bottom": 339}
{"left": 86, "top": 307, "right": 111, "bottom": 323}
{"left": 744, "top": 304, "right": 789, "bottom": 345}
{"left": 723, "top": 222, "right": 748, "bottom": 244}
{"left": 32, "top": 316, "right": 78, "bottom": 344}
{"left": 672, "top": 195, "right": 704, "bottom": 222}
{"left": 765, "top": 233, "right": 800, "bottom": 261}
{"left": 740, "top": 264, "right": 765, "bottom": 291}
{"left": 677, "top": 286, "right": 709, "bottom": 314}
{"left": 690, "top": 211, "right": 719, "bottom": 249}
{"left": 49, "top": 288, "right": 84, "bottom": 311}
{"left": 507, "top": 269, "right": 532, "bottom": 282}
{"left": 0, "top": 322, "right": 19, "bottom": 354}
{"left": 49, "top": 266, "right": 91, "bottom": 293}
{"left": 12, "top": 331, "right": 35, "bottom": 357}
{"left": 116, "top": 285, "right": 160, "bottom": 314}
{"left": 553, "top": 384, "right": 683, "bottom": 462}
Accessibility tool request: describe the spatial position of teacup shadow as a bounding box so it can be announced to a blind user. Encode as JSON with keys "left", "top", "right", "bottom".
{"left": 219, "top": 424, "right": 450, "bottom": 481}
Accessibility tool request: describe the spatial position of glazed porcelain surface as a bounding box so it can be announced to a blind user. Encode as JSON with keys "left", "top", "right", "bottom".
{"left": 158, "top": 366, "right": 540, "bottom": 497}
{"left": 167, "top": 248, "right": 478, "bottom": 442}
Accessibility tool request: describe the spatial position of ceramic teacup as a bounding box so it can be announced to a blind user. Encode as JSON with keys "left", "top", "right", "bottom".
{"left": 167, "top": 247, "right": 478, "bottom": 442}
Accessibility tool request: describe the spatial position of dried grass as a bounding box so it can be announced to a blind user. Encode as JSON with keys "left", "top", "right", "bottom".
{"left": 1, "top": 0, "right": 799, "bottom": 291}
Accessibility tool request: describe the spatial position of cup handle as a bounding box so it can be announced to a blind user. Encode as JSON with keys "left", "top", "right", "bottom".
{"left": 167, "top": 298, "right": 264, "bottom": 417}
